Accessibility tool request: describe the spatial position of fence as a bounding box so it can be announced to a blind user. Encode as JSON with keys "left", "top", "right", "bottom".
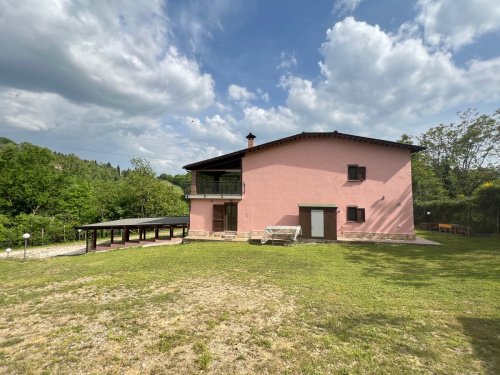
{"left": 414, "top": 200, "right": 499, "bottom": 234}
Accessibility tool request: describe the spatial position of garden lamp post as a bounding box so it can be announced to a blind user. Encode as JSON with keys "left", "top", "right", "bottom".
{"left": 22, "top": 233, "right": 30, "bottom": 262}
{"left": 78, "top": 228, "right": 82, "bottom": 241}
{"left": 5, "top": 248, "right": 12, "bottom": 258}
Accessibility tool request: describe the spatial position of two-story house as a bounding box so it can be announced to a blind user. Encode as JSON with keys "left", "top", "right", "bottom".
{"left": 183, "top": 131, "right": 424, "bottom": 241}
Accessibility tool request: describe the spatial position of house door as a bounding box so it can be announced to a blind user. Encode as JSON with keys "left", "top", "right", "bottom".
{"left": 212, "top": 204, "right": 237, "bottom": 232}
{"left": 311, "top": 209, "right": 324, "bottom": 237}
{"left": 213, "top": 205, "right": 224, "bottom": 232}
{"left": 225, "top": 203, "right": 238, "bottom": 231}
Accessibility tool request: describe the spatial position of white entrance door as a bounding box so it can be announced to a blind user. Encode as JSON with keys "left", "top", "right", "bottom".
{"left": 311, "top": 209, "right": 324, "bottom": 237}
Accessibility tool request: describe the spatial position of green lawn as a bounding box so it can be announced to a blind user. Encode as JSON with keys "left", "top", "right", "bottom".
{"left": 0, "top": 231, "right": 498, "bottom": 374}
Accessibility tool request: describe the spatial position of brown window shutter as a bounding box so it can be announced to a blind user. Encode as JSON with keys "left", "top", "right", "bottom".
{"left": 358, "top": 166, "right": 366, "bottom": 180}
{"left": 357, "top": 208, "right": 365, "bottom": 222}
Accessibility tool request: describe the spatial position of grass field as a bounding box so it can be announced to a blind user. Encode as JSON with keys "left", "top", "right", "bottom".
{"left": 0, "top": 231, "right": 498, "bottom": 374}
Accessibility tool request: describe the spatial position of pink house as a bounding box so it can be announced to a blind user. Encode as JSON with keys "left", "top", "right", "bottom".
{"left": 183, "top": 132, "right": 424, "bottom": 241}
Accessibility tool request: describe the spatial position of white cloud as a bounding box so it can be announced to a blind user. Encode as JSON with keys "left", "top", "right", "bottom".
{"left": 227, "top": 84, "right": 269, "bottom": 106}
{"left": 171, "top": 0, "right": 246, "bottom": 54}
{"left": 333, "top": 0, "right": 362, "bottom": 15}
{"left": 0, "top": 88, "right": 161, "bottom": 135}
{"left": 241, "top": 17, "right": 500, "bottom": 140}
{"left": 416, "top": 0, "right": 500, "bottom": 50}
{"left": 0, "top": 0, "right": 215, "bottom": 115}
{"left": 277, "top": 51, "right": 298, "bottom": 72}
{"left": 185, "top": 114, "right": 242, "bottom": 146}
{"left": 0, "top": 88, "right": 222, "bottom": 174}
{"left": 0, "top": 0, "right": 223, "bottom": 173}
{"left": 227, "top": 84, "right": 257, "bottom": 103}
{"left": 242, "top": 106, "right": 299, "bottom": 135}
{"left": 257, "top": 88, "right": 270, "bottom": 103}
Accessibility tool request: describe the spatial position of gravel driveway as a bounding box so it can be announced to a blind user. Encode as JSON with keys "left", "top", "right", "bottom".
{"left": 0, "top": 238, "right": 184, "bottom": 260}
{"left": 0, "top": 244, "right": 87, "bottom": 260}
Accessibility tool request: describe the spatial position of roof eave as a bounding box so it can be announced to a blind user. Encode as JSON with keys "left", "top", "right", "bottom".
{"left": 183, "top": 131, "right": 426, "bottom": 169}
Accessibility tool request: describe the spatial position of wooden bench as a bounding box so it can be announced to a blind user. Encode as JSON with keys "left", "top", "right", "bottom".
{"left": 438, "top": 223, "right": 471, "bottom": 236}
{"left": 438, "top": 223, "right": 453, "bottom": 232}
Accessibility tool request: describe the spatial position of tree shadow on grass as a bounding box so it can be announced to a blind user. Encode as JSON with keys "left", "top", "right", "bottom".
{"left": 458, "top": 317, "right": 500, "bottom": 375}
{"left": 317, "top": 312, "right": 437, "bottom": 360}
{"left": 342, "top": 234, "right": 500, "bottom": 286}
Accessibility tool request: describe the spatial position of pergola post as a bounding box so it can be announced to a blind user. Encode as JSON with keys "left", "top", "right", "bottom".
{"left": 92, "top": 229, "right": 97, "bottom": 250}
{"left": 110, "top": 229, "right": 114, "bottom": 245}
{"left": 155, "top": 227, "right": 159, "bottom": 240}
{"left": 169, "top": 226, "right": 173, "bottom": 240}
{"left": 85, "top": 230, "right": 89, "bottom": 253}
{"left": 182, "top": 225, "right": 186, "bottom": 237}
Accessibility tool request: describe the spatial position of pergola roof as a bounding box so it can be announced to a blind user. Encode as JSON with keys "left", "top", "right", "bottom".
{"left": 75, "top": 216, "right": 189, "bottom": 230}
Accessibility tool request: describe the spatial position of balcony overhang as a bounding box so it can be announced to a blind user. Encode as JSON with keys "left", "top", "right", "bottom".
{"left": 187, "top": 194, "right": 243, "bottom": 200}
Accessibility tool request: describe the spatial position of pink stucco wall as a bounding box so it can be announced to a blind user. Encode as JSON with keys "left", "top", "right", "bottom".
{"left": 189, "top": 199, "right": 235, "bottom": 232}
{"left": 189, "top": 137, "right": 416, "bottom": 237}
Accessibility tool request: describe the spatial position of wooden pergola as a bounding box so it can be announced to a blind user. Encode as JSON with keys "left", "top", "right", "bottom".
{"left": 75, "top": 216, "right": 189, "bottom": 253}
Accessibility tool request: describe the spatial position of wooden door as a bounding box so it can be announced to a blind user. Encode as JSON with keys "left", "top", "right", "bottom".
{"left": 224, "top": 203, "right": 237, "bottom": 231}
{"left": 213, "top": 205, "right": 224, "bottom": 232}
{"left": 324, "top": 208, "right": 337, "bottom": 240}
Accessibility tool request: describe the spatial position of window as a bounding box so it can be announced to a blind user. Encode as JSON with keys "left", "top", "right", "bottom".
{"left": 347, "top": 165, "right": 366, "bottom": 181}
{"left": 347, "top": 206, "right": 365, "bottom": 222}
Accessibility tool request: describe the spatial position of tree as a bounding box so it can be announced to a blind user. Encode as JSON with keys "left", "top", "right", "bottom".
{"left": 0, "top": 143, "right": 63, "bottom": 216}
{"left": 474, "top": 180, "right": 500, "bottom": 233}
{"left": 398, "top": 134, "right": 446, "bottom": 202}
{"left": 119, "top": 158, "right": 188, "bottom": 218}
{"left": 418, "top": 109, "right": 500, "bottom": 197}
{"left": 158, "top": 173, "right": 191, "bottom": 188}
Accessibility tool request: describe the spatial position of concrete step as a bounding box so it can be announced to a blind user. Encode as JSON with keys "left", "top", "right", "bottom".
{"left": 222, "top": 231, "right": 237, "bottom": 241}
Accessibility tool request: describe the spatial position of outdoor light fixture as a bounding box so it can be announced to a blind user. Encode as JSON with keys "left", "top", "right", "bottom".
{"left": 78, "top": 228, "right": 82, "bottom": 241}
{"left": 5, "top": 248, "right": 12, "bottom": 258}
{"left": 22, "top": 233, "right": 30, "bottom": 262}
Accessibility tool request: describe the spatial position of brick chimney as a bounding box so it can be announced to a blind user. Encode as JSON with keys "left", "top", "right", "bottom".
{"left": 246, "top": 132, "right": 256, "bottom": 148}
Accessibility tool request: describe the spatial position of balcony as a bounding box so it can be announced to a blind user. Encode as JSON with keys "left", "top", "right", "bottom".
{"left": 185, "top": 181, "right": 244, "bottom": 198}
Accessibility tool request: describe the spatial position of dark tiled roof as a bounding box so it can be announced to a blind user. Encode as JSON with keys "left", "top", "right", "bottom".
{"left": 75, "top": 216, "right": 189, "bottom": 229}
{"left": 183, "top": 131, "right": 425, "bottom": 170}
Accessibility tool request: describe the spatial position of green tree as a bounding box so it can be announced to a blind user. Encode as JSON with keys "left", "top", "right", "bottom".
{"left": 399, "top": 134, "right": 446, "bottom": 202}
{"left": 158, "top": 173, "right": 191, "bottom": 188}
{"left": 418, "top": 109, "right": 500, "bottom": 197}
{"left": 474, "top": 180, "right": 500, "bottom": 233}
{"left": 0, "top": 143, "right": 63, "bottom": 216}
{"left": 119, "top": 158, "right": 188, "bottom": 218}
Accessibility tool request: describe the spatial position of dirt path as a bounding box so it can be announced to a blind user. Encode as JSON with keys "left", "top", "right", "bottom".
{"left": 0, "top": 238, "right": 183, "bottom": 260}
{"left": 0, "top": 243, "right": 87, "bottom": 259}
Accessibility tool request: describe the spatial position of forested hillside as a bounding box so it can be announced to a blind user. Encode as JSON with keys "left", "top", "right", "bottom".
{"left": 0, "top": 141, "right": 189, "bottom": 247}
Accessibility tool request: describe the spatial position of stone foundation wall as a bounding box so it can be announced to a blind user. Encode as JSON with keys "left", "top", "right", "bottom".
{"left": 188, "top": 230, "right": 415, "bottom": 241}
{"left": 187, "top": 230, "right": 209, "bottom": 237}
{"left": 341, "top": 231, "right": 415, "bottom": 240}
{"left": 187, "top": 230, "right": 262, "bottom": 239}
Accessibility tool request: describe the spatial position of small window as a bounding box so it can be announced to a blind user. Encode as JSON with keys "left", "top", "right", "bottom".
{"left": 347, "top": 165, "right": 366, "bottom": 181}
{"left": 347, "top": 206, "right": 365, "bottom": 222}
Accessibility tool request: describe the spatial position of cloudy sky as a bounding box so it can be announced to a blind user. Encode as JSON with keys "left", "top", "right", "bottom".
{"left": 1, "top": 0, "right": 499, "bottom": 173}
